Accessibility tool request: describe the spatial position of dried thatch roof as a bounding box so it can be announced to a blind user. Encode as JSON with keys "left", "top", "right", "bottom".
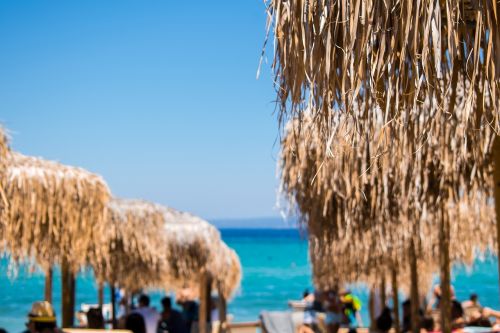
{"left": 161, "top": 207, "right": 241, "bottom": 298}
{"left": 1, "top": 152, "right": 111, "bottom": 272}
{"left": 266, "top": 0, "right": 499, "bottom": 144}
{"left": 280, "top": 111, "right": 496, "bottom": 290}
{"left": 0, "top": 128, "right": 10, "bottom": 248}
{"left": 91, "top": 198, "right": 167, "bottom": 291}
{"left": 91, "top": 199, "right": 241, "bottom": 299}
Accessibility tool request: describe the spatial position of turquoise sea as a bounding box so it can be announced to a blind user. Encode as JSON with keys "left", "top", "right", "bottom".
{"left": 1, "top": 228, "right": 499, "bottom": 332}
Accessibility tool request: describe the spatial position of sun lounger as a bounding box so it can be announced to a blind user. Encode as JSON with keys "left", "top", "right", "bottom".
{"left": 260, "top": 311, "right": 295, "bottom": 333}
{"left": 463, "top": 326, "right": 496, "bottom": 333}
{"left": 226, "top": 321, "right": 261, "bottom": 333}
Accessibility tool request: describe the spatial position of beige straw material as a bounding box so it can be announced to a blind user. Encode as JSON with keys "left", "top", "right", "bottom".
{"left": 266, "top": 0, "right": 499, "bottom": 147}
{"left": 0, "top": 128, "right": 10, "bottom": 252}
{"left": 2, "top": 152, "right": 111, "bottom": 272}
{"left": 280, "top": 111, "right": 496, "bottom": 290}
{"left": 91, "top": 198, "right": 167, "bottom": 291}
{"left": 161, "top": 207, "right": 241, "bottom": 298}
{"left": 89, "top": 199, "right": 241, "bottom": 298}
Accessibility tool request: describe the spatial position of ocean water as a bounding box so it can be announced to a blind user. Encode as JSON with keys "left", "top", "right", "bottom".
{"left": 1, "top": 228, "right": 499, "bottom": 332}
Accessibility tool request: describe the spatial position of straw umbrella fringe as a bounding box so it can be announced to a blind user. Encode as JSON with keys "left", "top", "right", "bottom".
{"left": 90, "top": 198, "right": 242, "bottom": 299}
{"left": 2, "top": 152, "right": 111, "bottom": 272}
{"left": 161, "top": 208, "right": 242, "bottom": 299}
{"left": 279, "top": 109, "right": 496, "bottom": 288}
{"left": 91, "top": 198, "right": 167, "bottom": 291}
{"left": 0, "top": 128, "right": 10, "bottom": 250}
{"left": 266, "top": 0, "right": 500, "bottom": 140}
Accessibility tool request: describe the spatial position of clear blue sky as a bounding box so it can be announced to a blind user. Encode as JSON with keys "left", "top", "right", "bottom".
{"left": 0, "top": 1, "right": 283, "bottom": 220}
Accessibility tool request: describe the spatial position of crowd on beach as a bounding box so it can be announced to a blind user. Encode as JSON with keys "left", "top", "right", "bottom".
{"left": 2, "top": 292, "right": 212, "bottom": 333}
{"left": 6, "top": 284, "right": 500, "bottom": 333}
{"left": 297, "top": 285, "right": 500, "bottom": 333}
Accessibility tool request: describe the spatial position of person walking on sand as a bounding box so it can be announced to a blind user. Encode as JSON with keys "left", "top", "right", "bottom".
{"left": 131, "top": 294, "right": 160, "bottom": 333}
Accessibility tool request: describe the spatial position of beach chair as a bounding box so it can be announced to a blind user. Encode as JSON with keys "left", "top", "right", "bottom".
{"left": 260, "top": 311, "right": 295, "bottom": 333}
{"left": 225, "top": 321, "right": 261, "bottom": 333}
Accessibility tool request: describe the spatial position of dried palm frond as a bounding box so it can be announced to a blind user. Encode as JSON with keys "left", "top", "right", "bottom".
{"left": 0, "top": 127, "right": 10, "bottom": 250}
{"left": 2, "top": 152, "right": 111, "bottom": 272}
{"left": 280, "top": 107, "right": 496, "bottom": 289}
{"left": 266, "top": 0, "right": 500, "bottom": 146}
{"left": 90, "top": 199, "right": 242, "bottom": 297}
{"left": 161, "top": 207, "right": 241, "bottom": 297}
{"left": 214, "top": 243, "right": 242, "bottom": 299}
{"left": 91, "top": 198, "right": 167, "bottom": 291}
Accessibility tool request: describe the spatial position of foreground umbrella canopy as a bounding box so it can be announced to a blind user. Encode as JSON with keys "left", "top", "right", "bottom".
{"left": 280, "top": 113, "right": 496, "bottom": 289}
{"left": 267, "top": 0, "right": 499, "bottom": 142}
{"left": 1, "top": 152, "right": 111, "bottom": 272}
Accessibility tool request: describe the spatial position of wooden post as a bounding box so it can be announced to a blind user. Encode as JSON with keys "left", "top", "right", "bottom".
{"left": 110, "top": 285, "right": 117, "bottom": 329}
{"left": 409, "top": 238, "right": 420, "bottom": 333}
{"left": 391, "top": 266, "right": 400, "bottom": 333}
{"left": 199, "top": 273, "right": 208, "bottom": 333}
{"left": 61, "top": 260, "right": 74, "bottom": 328}
{"left": 70, "top": 273, "right": 76, "bottom": 322}
{"left": 380, "top": 277, "right": 387, "bottom": 308}
{"left": 217, "top": 287, "right": 227, "bottom": 333}
{"left": 44, "top": 267, "right": 53, "bottom": 304}
{"left": 98, "top": 282, "right": 104, "bottom": 308}
{"left": 493, "top": 137, "right": 500, "bottom": 304}
{"left": 369, "top": 288, "right": 376, "bottom": 330}
{"left": 439, "top": 205, "right": 452, "bottom": 333}
{"left": 206, "top": 277, "right": 213, "bottom": 324}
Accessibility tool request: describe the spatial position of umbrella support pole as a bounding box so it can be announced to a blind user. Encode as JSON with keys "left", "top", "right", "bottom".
{"left": 61, "top": 260, "right": 74, "bottom": 327}
{"left": 44, "top": 266, "right": 53, "bottom": 304}
{"left": 369, "top": 288, "right": 376, "bottom": 330}
{"left": 217, "top": 285, "right": 227, "bottom": 333}
{"left": 380, "top": 276, "right": 386, "bottom": 307}
{"left": 392, "top": 266, "right": 400, "bottom": 333}
{"left": 439, "top": 205, "right": 452, "bottom": 333}
{"left": 110, "top": 285, "right": 117, "bottom": 329}
{"left": 98, "top": 282, "right": 104, "bottom": 308}
{"left": 493, "top": 137, "right": 500, "bottom": 305}
{"left": 199, "top": 272, "right": 208, "bottom": 333}
{"left": 409, "top": 238, "right": 420, "bottom": 333}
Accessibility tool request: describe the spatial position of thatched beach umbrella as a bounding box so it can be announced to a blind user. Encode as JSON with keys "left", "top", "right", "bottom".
{"left": 161, "top": 207, "right": 241, "bottom": 333}
{"left": 1, "top": 151, "right": 111, "bottom": 326}
{"left": 91, "top": 198, "right": 167, "bottom": 290}
{"left": 91, "top": 199, "right": 241, "bottom": 333}
{"left": 267, "top": 3, "right": 499, "bottom": 331}
{"left": 2, "top": 152, "right": 111, "bottom": 270}
{"left": 266, "top": 0, "right": 499, "bottom": 136}
{"left": 280, "top": 112, "right": 496, "bottom": 331}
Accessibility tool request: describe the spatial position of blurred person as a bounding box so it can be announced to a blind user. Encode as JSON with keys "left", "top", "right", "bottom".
{"left": 126, "top": 313, "right": 146, "bottom": 333}
{"left": 25, "top": 301, "right": 58, "bottom": 333}
{"left": 157, "top": 297, "right": 188, "bottom": 333}
{"left": 323, "top": 287, "right": 343, "bottom": 333}
{"left": 131, "top": 294, "right": 160, "bottom": 333}
{"left": 462, "top": 293, "right": 500, "bottom": 327}
{"left": 341, "top": 290, "right": 363, "bottom": 328}
{"left": 297, "top": 290, "right": 320, "bottom": 333}
{"left": 86, "top": 307, "right": 105, "bottom": 329}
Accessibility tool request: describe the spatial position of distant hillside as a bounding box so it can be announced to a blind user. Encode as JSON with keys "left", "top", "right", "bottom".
{"left": 210, "top": 216, "right": 298, "bottom": 229}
